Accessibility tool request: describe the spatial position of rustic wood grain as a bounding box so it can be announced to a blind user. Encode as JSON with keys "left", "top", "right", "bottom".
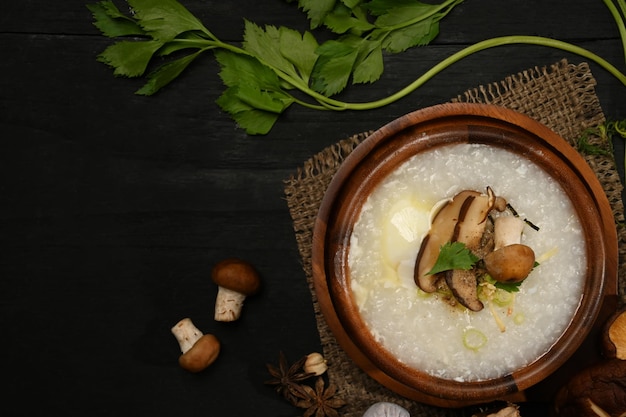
{"left": 1, "top": 1, "right": 625, "bottom": 416}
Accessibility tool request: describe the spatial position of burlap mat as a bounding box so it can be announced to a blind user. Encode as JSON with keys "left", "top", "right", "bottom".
{"left": 284, "top": 59, "right": 626, "bottom": 417}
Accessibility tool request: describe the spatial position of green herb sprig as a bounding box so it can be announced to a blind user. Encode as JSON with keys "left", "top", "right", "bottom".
{"left": 89, "top": 0, "right": 626, "bottom": 135}
{"left": 291, "top": 0, "right": 464, "bottom": 96}
{"left": 577, "top": 119, "right": 626, "bottom": 182}
{"left": 426, "top": 241, "right": 479, "bottom": 275}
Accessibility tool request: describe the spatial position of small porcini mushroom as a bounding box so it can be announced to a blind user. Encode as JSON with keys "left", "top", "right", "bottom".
{"left": 553, "top": 305, "right": 626, "bottom": 416}
{"left": 171, "top": 318, "right": 220, "bottom": 373}
{"left": 362, "top": 402, "right": 410, "bottom": 417}
{"left": 483, "top": 244, "right": 535, "bottom": 283}
{"left": 602, "top": 307, "right": 626, "bottom": 359}
{"left": 211, "top": 258, "right": 261, "bottom": 322}
{"left": 553, "top": 359, "right": 626, "bottom": 416}
{"left": 483, "top": 216, "right": 535, "bottom": 283}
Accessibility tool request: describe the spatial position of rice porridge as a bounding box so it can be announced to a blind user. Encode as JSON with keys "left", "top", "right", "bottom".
{"left": 348, "top": 143, "right": 586, "bottom": 382}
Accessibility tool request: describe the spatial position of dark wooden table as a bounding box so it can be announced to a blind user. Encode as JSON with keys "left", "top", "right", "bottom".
{"left": 2, "top": 1, "right": 625, "bottom": 415}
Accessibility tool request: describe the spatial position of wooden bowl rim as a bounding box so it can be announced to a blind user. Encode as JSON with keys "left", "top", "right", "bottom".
{"left": 311, "top": 103, "right": 618, "bottom": 407}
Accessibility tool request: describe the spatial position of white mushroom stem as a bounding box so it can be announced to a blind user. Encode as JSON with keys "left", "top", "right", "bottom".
{"left": 214, "top": 286, "right": 246, "bottom": 321}
{"left": 587, "top": 399, "right": 611, "bottom": 417}
{"left": 171, "top": 318, "right": 203, "bottom": 354}
{"left": 493, "top": 216, "right": 526, "bottom": 250}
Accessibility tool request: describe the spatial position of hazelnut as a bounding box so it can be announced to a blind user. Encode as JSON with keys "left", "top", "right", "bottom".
{"left": 304, "top": 352, "right": 327, "bottom": 376}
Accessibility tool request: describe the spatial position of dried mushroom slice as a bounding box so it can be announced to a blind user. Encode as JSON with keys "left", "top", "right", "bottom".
{"left": 445, "top": 268, "right": 484, "bottom": 312}
{"left": 414, "top": 190, "right": 480, "bottom": 292}
{"left": 444, "top": 187, "right": 497, "bottom": 311}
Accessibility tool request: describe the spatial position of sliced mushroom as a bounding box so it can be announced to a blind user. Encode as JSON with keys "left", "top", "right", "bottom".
{"left": 414, "top": 190, "right": 480, "bottom": 292}
{"left": 444, "top": 187, "right": 498, "bottom": 311}
{"left": 450, "top": 187, "right": 496, "bottom": 247}
{"left": 445, "top": 268, "right": 484, "bottom": 311}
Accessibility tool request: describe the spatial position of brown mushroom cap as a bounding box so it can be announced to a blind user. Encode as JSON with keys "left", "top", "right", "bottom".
{"left": 178, "top": 334, "right": 220, "bottom": 373}
{"left": 553, "top": 359, "right": 626, "bottom": 416}
{"left": 211, "top": 258, "right": 261, "bottom": 295}
{"left": 483, "top": 244, "right": 535, "bottom": 283}
{"left": 602, "top": 307, "right": 626, "bottom": 359}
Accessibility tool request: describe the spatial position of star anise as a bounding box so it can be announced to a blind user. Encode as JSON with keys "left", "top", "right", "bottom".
{"left": 264, "top": 351, "right": 313, "bottom": 404}
{"left": 291, "top": 376, "right": 346, "bottom": 417}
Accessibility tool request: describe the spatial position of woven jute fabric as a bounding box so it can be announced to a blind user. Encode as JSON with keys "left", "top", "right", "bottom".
{"left": 284, "top": 59, "right": 626, "bottom": 417}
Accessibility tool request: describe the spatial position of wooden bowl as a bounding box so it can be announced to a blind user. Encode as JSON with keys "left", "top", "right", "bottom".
{"left": 311, "top": 103, "right": 618, "bottom": 408}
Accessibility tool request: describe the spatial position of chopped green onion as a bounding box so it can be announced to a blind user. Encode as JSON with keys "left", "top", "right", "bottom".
{"left": 493, "top": 288, "right": 514, "bottom": 307}
{"left": 463, "top": 328, "right": 487, "bottom": 351}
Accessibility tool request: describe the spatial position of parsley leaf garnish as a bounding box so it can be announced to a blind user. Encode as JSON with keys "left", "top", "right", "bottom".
{"left": 427, "top": 242, "right": 479, "bottom": 275}
{"left": 482, "top": 274, "right": 523, "bottom": 293}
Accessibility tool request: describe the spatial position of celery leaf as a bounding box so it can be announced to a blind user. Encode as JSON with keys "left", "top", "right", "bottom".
{"left": 322, "top": 4, "right": 375, "bottom": 34}
{"left": 136, "top": 51, "right": 201, "bottom": 95}
{"left": 278, "top": 28, "right": 319, "bottom": 83}
{"left": 87, "top": 1, "right": 145, "bottom": 37}
{"left": 370, "top": 2, "right": 436, "bottom": 26}
{"left": 242, "top": 21, "right": 315, "bottom": 86}
{"left": 97, "top": 40, "right": 164, "bottom": 77}
{"left": 216, "top": 50, "right": 284, "bottom": 89}
{"left": 380, "top": 18, "right": 440, "bottom": 52}
{"left": 352, "top": 40, "right": 384, "bottom": 84}
{"left": 427, "top": 242, "right": 479, "bottom": 275}
{"left": 216, "top": 88, "right": 284, "bottom": 135}
{"left": 127, "top": 0, "right": 209, "bottom": 41}
{"left": 215, "top": 50, "right": 294, "bottom": 134}
{"left": 310, "top": 39, "right": 359, "bottom": 96}
{"left": 297, "top": 0, "right": 336, "bottom": 29}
